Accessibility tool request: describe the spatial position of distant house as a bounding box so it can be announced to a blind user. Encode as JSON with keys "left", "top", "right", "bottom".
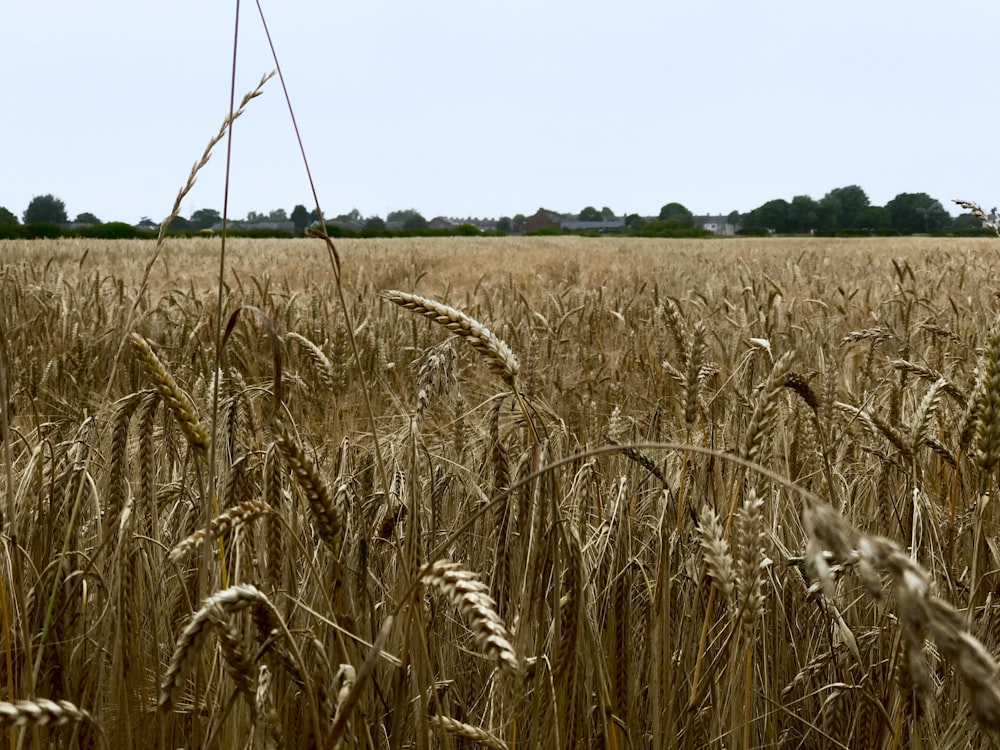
{"left": 212, "top": 220, "right": 296, "bottom": 232}
{"left": 447, "top": 216, "right": 499, "bottom": 232}
{"left": 524, "top": 208, "right": 564, "bottom": 233}
{"left": 560, "top": 218, "right": 626, "bottom": 233}
{"left": 694, "top": 214, "right": 739, "bottom": 236}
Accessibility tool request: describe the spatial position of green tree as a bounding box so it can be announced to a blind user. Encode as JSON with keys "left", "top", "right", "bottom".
{"left": 496, "top": 216, "right": 513, "bottom": 233}
{"left": 269, "top": 208, "right": 288, "bottom": 222}
{"left": 190, "top": 208, "right": 221, "bottom": 231}
{"left": 74, "top": 212, "right": 101, "bottom": 225}
{"left": 512, "top": 214, "right": 527, "bottom": 233}
{"left": 387, "top": 208, "right": 424, "bottom": 228}
{"left": 0, "top": 207, "right": 18, "bottom": 227}
{"left": 402, "top": 212, "right": 428, "bottom": 230}
{"left": 363, "top": 216, "right": 386, "bottom": 233}
{"left": 788, "top": 195, "right": 819, "bottom": 233}
{"left": 625, "top": 213, "right": 646, "bottom": 230}
{"left": 167, "top": 216, "right": 192, "bottom": 233}
{"left": 658, "top": 202, "right": 694, "bottom": 228}
{"left": 291, "top": 205, "right": 311, "bottom": 232}
{"left": 579, "top": 206, "right": 602, "bottom": 221}
{"left": 954, "top": 212, "right": 985, "bottom": 232}
{"left": 856, "top": 205, "right": 891, "bottom": 230}
{"left": 819, "top": 185, "right": 870, "bottom": 231}
{"left": 886, "top": 193, "right": 951, "bottom": 233}
{"left": 24, "top": 194, "right": 68, "bottom": 225}
{"left": 727, "top": 210, "right": 742, "bottom": 226}
{"left": 745, "top": 199, "right": 791, "bottom": 233}
{"left": 601, "top": 206, "right": 616, "bottom": 220}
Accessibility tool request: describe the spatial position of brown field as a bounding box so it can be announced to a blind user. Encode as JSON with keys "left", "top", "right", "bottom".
{"left": 2, "top": 234, "right": 1000, "bottom": 747}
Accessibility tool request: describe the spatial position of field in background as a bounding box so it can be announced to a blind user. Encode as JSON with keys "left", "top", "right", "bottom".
{"left": 2, "top": 235, "right": 1000, "bottom": 747}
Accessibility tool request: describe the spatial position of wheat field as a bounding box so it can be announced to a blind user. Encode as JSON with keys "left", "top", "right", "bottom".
{"left": 2, "top": 234, "right": 1000, "bottom": 748}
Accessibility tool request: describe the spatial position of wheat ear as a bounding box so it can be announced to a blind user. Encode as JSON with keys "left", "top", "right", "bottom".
{"left": 429, "top": 714, "right": 508, "bottom": 750}
{"left": 169, "top": 499, "right": 271, "bottom": 563}
{"left": 975, "top": 319, "right": 1000, "bottom": 484}
{"left": 0, "top": 698, "right": 93, "bottom": 728}
{"left": 742, "top": 350, "right": 795, "bottom": 463}
{"left": 383, "top": 290, "right": 519, "bottom": 385}
{"left": 272, "top": 421, "right": 346, "bottom": 553}
{"left": 286, "top": 331, "right": 338, "bottom": 392}
{"left": 160, "top": 583, "right": 274, "bottom": 711}
{"left": 422, "top": 560, "right": 519, "bottom": 675}
{"left": 131, "top": 333, "right": 210, "bottom": 461}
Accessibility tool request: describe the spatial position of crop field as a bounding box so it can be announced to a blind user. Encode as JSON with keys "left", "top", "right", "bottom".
{"left": 3, "top": 234, "right": 1000, "bottom": 748}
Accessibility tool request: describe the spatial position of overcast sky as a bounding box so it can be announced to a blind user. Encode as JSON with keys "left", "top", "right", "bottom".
{"left": 3, "top": 1, "right": 996, "bottom": 223}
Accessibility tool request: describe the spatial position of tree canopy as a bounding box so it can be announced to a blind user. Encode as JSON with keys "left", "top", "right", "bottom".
{"left": 744, "top": 199, "right": 791, "bottom": 233}
{"left": 886, "top": 192, "right": 951, "bottom": 233}
{"left": 190, "top": 209, "right": 221, "bottom": 231}
{"left": 24, "top": 194, "right": 67, "bottom": 225}
{"left": 0, "top": 207, "right": 18, "bottom": 227}
{"left": 402, "top": 213, "right": 428, "bottom": 230}
{"left": 819, "top": 185, "right": 870, "bottom": 231}
{"left": 578, "top": 206, "right": 602, "bottom": 221}
{"left": 74, "top": 212, "right": 101, "bottom": 225}
{"left": 658, "top": 202, "right": 694, "bottom": 228}
{"left": 291, "top": 204, "right": 312, "bottom": 232}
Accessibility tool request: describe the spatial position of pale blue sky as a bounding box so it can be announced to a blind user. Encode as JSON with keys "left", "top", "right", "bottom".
{"left": 2, "top": 1, "right": 995, "bottom": 223}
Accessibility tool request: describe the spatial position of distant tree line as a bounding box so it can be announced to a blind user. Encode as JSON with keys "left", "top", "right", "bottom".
{"left": 0, "top": 187, "right": 992, "bottom": 240}
{"left": 737, "top": 185, "right": 988, "bottom": 236}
